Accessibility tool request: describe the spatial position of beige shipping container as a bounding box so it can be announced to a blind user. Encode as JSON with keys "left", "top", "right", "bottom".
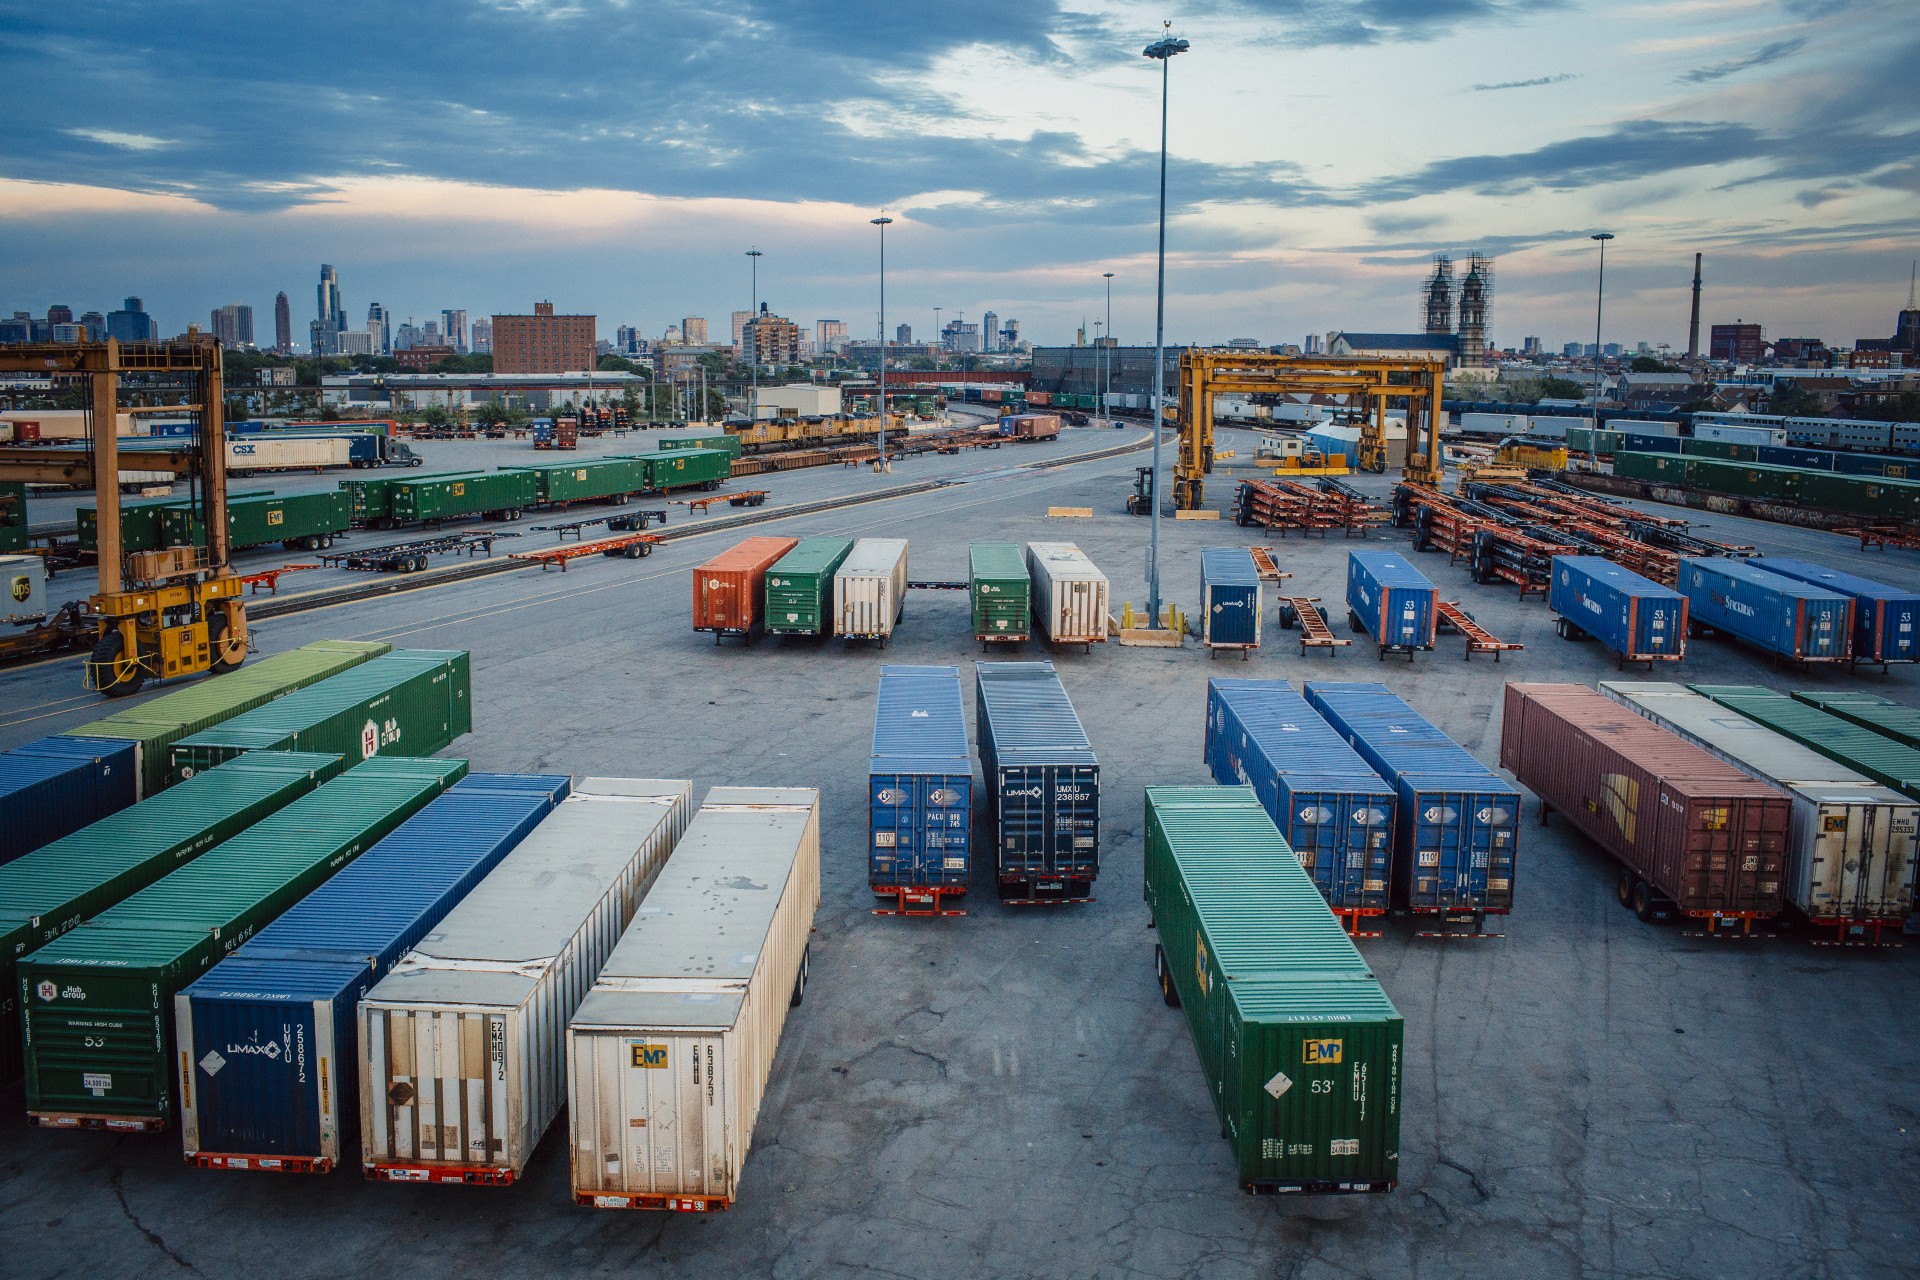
{"left": 1026, "top": 542, "right": 1110, "bottom": 647}
{"left": 834, "top": 537, "right": 909, "bottom": 642}
{"left": 568, "top": 787, "right": 821, "bottom": 1212}
{"left": 358, "top": 777, "right": 692, "bottom": 1185}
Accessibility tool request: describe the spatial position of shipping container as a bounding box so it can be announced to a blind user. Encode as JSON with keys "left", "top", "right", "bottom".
{"left": 0, "top": 480, "right": 26, "bottom": 555}
{"left": 1790, "top": 690, "right": 1920, "bottom": 752}
{"left": 61, "top": 638, "right": 391, "bottom": 797}
{"left": 1198, "top": 547, "right": 1262, "bottom": 655}
{"left": 1, "top": 553, "right": 45, "bottom": 624}
{"left": 692, "top": 536, "right": 799, "bottom": 643}
{"left": 1345, "top": 551, "right": 1437, "bottom": 658}
{"left": 1754, "top": 559, "right": 1918, "bottom": 667}
{"left": 359, "top": 778, "right": 692, "bottom": 1185}
{"left": 870, "top": 665, "right": 973, "bottom": 910}
{"left": 1692, "top": 685, "right": 1920, "bottom": 797}
{"left": 1500, "top": 683, "right": 1791, "bottom": 931}
{"left": 159, "top": 490, "right": 353, "bottom": 553}
{"left": 1678, "top": 558, "right": 1851, "bottom": 664}
{"left": 339, "top": 476, "right": 400, "bottom": 527}
{"left": 0, "top": 736, "right": 138, "bottom": 865}
{"left": 1602, "top": 682, "right": 1916, "bottom": 940}
{"left": 0, "top": 752, "right": 341, "bottom": 1084}
{"left": 20, "top": 757, "right": 464, "bottom": 1130}
{"left": 1204, "top": 679, "right": 1395, "bottom": 921}
{"left": 1696, "top": 421, "right": 1788, "bottom": 447}
{"left": 389, "top": 470, "right": 537, "bottom": 524}
{"left": 998, "top": 413, "right": 1061, "bottom": 440}
{"left": 765, "top": 537, "right": 854, "bottom": 636}
{"left": 226, "top": 435, "right": 354, "bottom": 474}
{"left": 646, "top": 448, "right": 731, "bottom": 492}
{"left": 1546, "top": 555, "right": 1688, "bottom": 664}
{"left": 515, "top": 458, "right": 651, "bottom": 506}
{"left": 1027, "top": 542, "right": 1110, "bottom": 648}
{"left": 78, "top": 490, "right": 274, "bottom": 554}
{"left": 1527, "top": 415, "right": 1583, "bottom": 440}
{"left": 834, "top": 537, "right": 910, "bottom": 642}
{"left": 1302, "top": 682, "right": 1519, "bottom": 928}
{"left": 969, "top": 541, "right": 1031, "bottom": 644}
{"left": 1460, "top": 412, "right": 1530, "bottom": 437}
{"left": 1612, "top": 451, "right": 1693, "bottom": 486}
{"left": 655, "top": 433, "right": 742, "bottom": 459}
{"left": 975, "top": 662, "right": 1099, "bottom": 903}
{"left": 169, "top": 649, "right": 471, "bottom": 787}
{"left": 568, "top": 787, "right": 820, "bottom": 1211}
{"left": 176, "top": 773, "right": 571, "bottom": 1173}
{"left": 1142, "top": 786, "right": 1402, "bottom": 1194}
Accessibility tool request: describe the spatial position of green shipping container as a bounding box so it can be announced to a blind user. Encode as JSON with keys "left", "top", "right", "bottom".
{"left": 339, "top": 475, "right": 400, "bottom": 526}
{"left": 1791, "top": 690, "right": 1920, "bottom": 753}
{"left": 2, "top": 480, "right": 30, "bottom": 554}
{"left": 1143, "top": 786, "right": 1402, "bottom": 1194}
{"left": 388, "top": 469, "right": 537, "bottom": 523}
{"left": 0, "top": 752, "right": 341, "bottom": 1084}
{"left": 766, "top": 537, "right": 854, "bottom": 635}
{"left": 658, "top": 433, "right": 742, "bottom": 459}
{"left": 158, "top": 489, "right": 353, "bottom": 552}
{"left": 1687, "top": 458, "right": 1800, "bottom": 503}
{"left": 168, "top": 648, "right": 470, "bottom": 786}
{"left": 18, "top": 756, "right": 465, "bottom": 1128}
{"left": 77, "top": 490, "right": 274, "bottom": 554}
{"left": 647, "top": 447, "right": 731, "bottom": 492}
{"left": 970, "top": 541, "right": 1031, "bottom": 642}
{"left": 1691, "top": 685, "right": 1920, "bottom": 798}
{"left": 1612, "top": 451, "right": 1692, "bottom": 485}
{"left": 1681, "top": 438, "right": 1757, "bottom": 462}
{"left": 63, "top": 638, "right": 392, "bottom": 797}
{"left": 516, "top": 457, "right": 652, "bottom": 504}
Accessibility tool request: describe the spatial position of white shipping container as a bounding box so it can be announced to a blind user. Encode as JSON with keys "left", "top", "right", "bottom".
{"left": 228, "top": 436, "right": 352, "bottom": 473}
{"left": 1026, "top": 542, "right": 1110, "bottom": 646}
{"left": 834, "top": 537, "right": 909, "bottom": 641}
{"left": 1, "top": 555, "right": 48, "bottom": 624}
{"left": 568, "top": 787, "right": 821, "bottom": 1212}
{"left": 1695, "top": 422, "right": 1788, "bottom": 447}
{"left": 1460, "top": 412, "right": 1530, "bottom": 437}
{"left": 1272, "top": 402, "right": 1330, "bottom": 424}
{"left": 358, "top": 778, "right": 692, "bottom": 1185}
{"left": 1525, "top": 415, "right": 1583, "bottom": 440}
{"left": 1603, "top": 419, "right": 1682, "bottom": 438}
{"left": 1601, "top": 682, "right": 1918, "bottom": 930}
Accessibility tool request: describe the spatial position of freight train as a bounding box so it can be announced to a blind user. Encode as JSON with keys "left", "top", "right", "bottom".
{"left": 1449, "top": 401, "right": 1920, "bottom": 455}
{"left": 341, "top": 449, "right": 732, "bottom": 529}
{"left": 727, "top": 417, "right": 910, "bottom": 455}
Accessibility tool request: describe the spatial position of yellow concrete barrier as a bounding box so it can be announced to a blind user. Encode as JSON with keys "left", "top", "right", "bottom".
{"left": 1173, "top": 509, "right": 1220, "bottom": 521}
{"left": 1047, "top": 506, "right": 1093, "bottom": 518}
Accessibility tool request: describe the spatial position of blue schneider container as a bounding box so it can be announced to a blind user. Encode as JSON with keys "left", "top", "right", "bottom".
{"left": 975, "top": 661, "right": 1099, "bottom": 903}
{"left": 1345, "top": 550, "right": 1438, "bottom": 656}
{"left": 173, "top": 772, "right": 570, "bottom": 1172}
{"left": 1547, "top": 555, "right": 1688, "bottom": 664}
{"left": 1303, "top": 681, "right": 1520, "bottom": 926}
{"left": 1753, "top": 557, "right": 1917, "bottom": 668}
{"left": 1204, "top": 679, "right": 1396, "bottom": 918}
{"left": 0, "top": 736, "right": 139, "bottom": 866}
{"left": 1199, "top": 547, "right": 1262, "bottom": 652}
{"left": 1677, "top": 556, "right": 1852, "bottom": 664}
{"left": 869, "top": 665, "right": 974, "bottom": 906}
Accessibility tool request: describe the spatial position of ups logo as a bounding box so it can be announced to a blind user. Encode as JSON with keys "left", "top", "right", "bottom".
{"left": 630, "top": 1044, "right": 668, "bottom": 1070}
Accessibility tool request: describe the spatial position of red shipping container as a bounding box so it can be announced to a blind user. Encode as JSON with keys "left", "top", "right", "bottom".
{"left": 692, "top": 536, "right": 799, "bottom": 643}
{"left": 1499, "top": 683, "right": 1792, "bottom": 927}
{"left": 14, "top": 422, "right": 40, "bottom": 442}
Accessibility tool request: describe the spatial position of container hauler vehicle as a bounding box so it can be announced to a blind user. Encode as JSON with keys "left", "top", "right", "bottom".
{"left": 969, "top": 541, "right": 1031, "bottom": 645}
{"left": 764, "top": 538, "right": 854, "bottom": 638}
{"left": 358, "top": 779, "right": 692, "bottom": 1185}
{"left": 1026, "top": 542, "right": 1110, "bottom": 651}
{"left": 1199, "top": 547, "right": 1262, "bottom": 658}
{"left": 1790, "top": 690, "right": 1920, "bottom": 752}
{"left": 998, "top": 413, "right": 1061, "bottom": 441}
{"left": 567, "top": 787, "right": 820, "bottom": 1212}
{"left": 1752, "top": 559, "right": 1918, "bottom": 670}
{"left": 1677, "top": 558, "right": 1851, "bottom": 665}
{"left": 834, "top": 537, "right": 910, "bottom": 644}
{"left": 692, "top": 536, "right": 799, "bottom": 644}
{"left": 159, "top": 490, "right": 354, "bottom": 554}
{"left": 19, "top": 757, "right": 463, "bottom": 1131}
{"left": 1205, "top": 679, "right": 1396, "bottom": 933}
{"left": 1547, "top": 556, "right": 1688, "bottom": 666}
{"left": 0, "top": 736, "right": 138, "bottom": 865}
{"left": 974, "top": 662, "right": 1099, "bottom": 903}
{"left": 1345, "top": 551, "right": 1438, "bottom": 660}
{"left": 869, "top": 665, "right": 973, "bottom": 916}
{"left": 1500, "top": 684, "right": 1792, "bottom": 934}
{"left": 0, "top": 753, "right": 342, "bottom": 1085}
{"left": 1691, "top": 686, "right": 1920, "bottom": 798}
{"left": 1601, "top": 682, "right": 1916, "bottom": 944}
{"left": 1143, "top": 786, "right": 1402, "bottom": 1195}
{"left": 175, "top": 774, "right": 571, "bottom": 1172}
{"left": 1303, "top": 682, "right": 1519, "bottom": 935}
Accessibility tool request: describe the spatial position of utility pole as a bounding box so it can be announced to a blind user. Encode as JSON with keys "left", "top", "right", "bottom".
{"left": 746, "top": 248, "right": 762, "bottom": 427}
{"left": 1590, "top": 232, "right": 1614, "bottom": 467}
{"left": 872, "top": 214, "right": 893, "bottom": 469}
{"left": 1103, "top": 271, "right": 1114, "bottom": 424}
{"left": 1143, "top": 24, "right": 1190, "bottom": 628}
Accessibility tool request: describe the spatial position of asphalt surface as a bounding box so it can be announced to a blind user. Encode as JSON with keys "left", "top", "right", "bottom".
{"left": 2, "top": 429, "right": 1918, "bottom": 1280}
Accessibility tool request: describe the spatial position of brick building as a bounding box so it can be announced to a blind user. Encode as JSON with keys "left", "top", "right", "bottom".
{"left": 396, "top": 344, "right": 457, "bottom": 371}
{"left": 491, "top": 302, "right": 596, "bottom": 374}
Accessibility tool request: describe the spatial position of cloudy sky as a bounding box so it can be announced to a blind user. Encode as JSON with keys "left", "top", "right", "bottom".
{"left": 2, "top": 0, "right": 1916, "bottom": 352}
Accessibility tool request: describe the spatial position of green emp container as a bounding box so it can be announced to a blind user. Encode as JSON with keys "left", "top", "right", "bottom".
{"left": 517, "top": 457, "right": 651, "bottom": 504}
{"left": 168, "top": 648, "right": 470, "bottom": 786}
{"left": 647, "top": 448, "right": 731, "bottom": 492}
{"left": 77, "top": 491, "right": 269, "bottom": 554}
{"left": 339, "top": 475, "right": 400, "bottom": 526}
{"left": 1686, "top": 458, "right": 1800, "bottom": 503}
{"left": 0, "top": 752, "right": 341, "bottom": 1084}
{"left": 1681, "top": 438, "right": 1756, "bottom": 462}
{"left": 970, "top": 541, "right": 1031, "bottom": 642}
{"left": 159, "top": 490, "right": 352, "bottom": 552}
{"left": 766, "top": 537, "right": 854, "bottom": 635}
{"left": 1143, "top": 786, "right": 1402, "bottom": 1194}
{"left": 1691, "top": 685, "right": 1920, "bottom": 798}
{"left": 1791, "top": 690, "right": 1920, "bottom": 753}
{"left": 2, "top": 480, "right": 30, "bottom": 554}
{"left": 389, "top": 469, "right": 537, "bottom": 523}
{"left": 63, "top": 638, "right": 392, "bottom": 797}
{"left": 18, "top": 756, "right": 466, "bottom": 1127}
{"left": 1612, "top": 451, "right": 1692, "bottom": 485}
{"left": 659, "top": 433, "right": 742, "bottom": 459}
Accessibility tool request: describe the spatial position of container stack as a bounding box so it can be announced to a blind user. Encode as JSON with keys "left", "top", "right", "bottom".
{"left": 975, "top": 662, "right": 1099, "bottom": 904}
{"left": 868, "top": 665, "right": 973, "bottom": 915}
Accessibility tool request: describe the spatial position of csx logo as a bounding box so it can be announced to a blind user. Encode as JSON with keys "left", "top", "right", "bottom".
{"left": 1303, "top": 1039, "right": 1343, "bottom": 1064}
{"left": 630, "top": 1044, "right": 669, "bottom": 1069}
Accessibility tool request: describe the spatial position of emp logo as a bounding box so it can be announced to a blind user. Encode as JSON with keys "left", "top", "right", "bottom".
{"left": 630, "top": 1044, "right": 669, "bottom": 1069}
{"left": 1303, "top": 1039, "right": 1344, "bottom": 1065}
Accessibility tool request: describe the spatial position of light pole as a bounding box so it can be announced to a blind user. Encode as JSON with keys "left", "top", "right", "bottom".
{"left": 872, "top": 214, "right": 893, "bottom": 467}
{"left": 1143, "top": 24, "right": 1189, "bottom": 629}
{"left": 933, "top": 306, "right": 943, "bottom": 367}
{"left": 1589, "top": 232, "right": 1613, "bottom": 467}
{"left": 746, "top": 248, "right": 762, "bottom": 427}
{"left": 1102, "top": 271, "right": 1114, "bottom": 424}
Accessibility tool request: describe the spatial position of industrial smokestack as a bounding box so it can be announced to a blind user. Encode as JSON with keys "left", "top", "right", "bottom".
{"left": 1687, "top": 253, "right": 1703, "bottom": 360}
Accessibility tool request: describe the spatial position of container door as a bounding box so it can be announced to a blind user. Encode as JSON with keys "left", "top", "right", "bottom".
{"left": 1887, "top": 601, "right": 1917, "bottom": 662}
{"left": 1402, "top": 789, "right": 1506, "bottom": 910}
{"left": 700, "top": 573, "right": 740, "bottom": 632}
{"left": 918, "top": 775, "right": 971, "bottom": 886}
{"left": 1054, "top": 765, "right": 1100, "bottom": 879}
{"left": 995, "top": 765, "right": 1045, "bottom": 881}
{"left": 1386, "top": 590, "right": 1421, "bottom": 647}
{"left": 574, "top": 1031, "right": 729, "bottom": 1202}
{"left": 184, "top": 997, "right": 326, "bottom": 1160}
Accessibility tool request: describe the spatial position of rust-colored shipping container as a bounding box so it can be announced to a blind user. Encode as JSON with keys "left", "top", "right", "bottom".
{"left": 1499, "top": 683, "right": 1792, "bottom": 933}
{"left": 692, "top": 536, "right": 799, "bottom": 643}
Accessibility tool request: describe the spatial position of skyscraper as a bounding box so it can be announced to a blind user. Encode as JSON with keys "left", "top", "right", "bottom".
{"left": 441, "top": 309, "right": 468, "bottom": 354}
{"left": 815, "top": 319, "right": 847, "bottom": 353}
{"left": 314, "top": 264, "right": 346, "bottom": 354}
{"left": 109, "top": 296, "right": 157, "bottom": 344}
{"left": 896, "top": 323, "right": 912, "bottom": 345}
{"left": 210, "top": 303, "right": 254, "bottom": 348}
{"left": 682, "top": 317, "right": 708, "bottom": 345}
{"left": 367, "top": 302, "right": 391, "bottom": 354}
{"left": 273, "top": 292, "right": 291, "bottom": 352}
{"left": 730, "top": 310, "right": 754, "bottom": 351}
{"left": 47, "top": 304, "right": 73, "bottom": 327}
{"left": 470, "top": 317, "right": 492, "bottom": 354}
{"left": 981, "top": 311, "right": 999, "bottom": 352}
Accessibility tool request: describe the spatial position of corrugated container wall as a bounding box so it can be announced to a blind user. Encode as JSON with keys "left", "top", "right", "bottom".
{"left": 1199, "top": 547, "right": 1262, "bottom": 651}
{"left": 834, "top": 537, "right": 910, "bottom": 641}
{"left": 969, "top": 541, "right": 1031, "bottom": 643}
{"left": 1691, "top": 686, "right": 1920, "bottom": 797}
{"left": 1790, "top": 690, "right": 1920, "bottom": 752}
{"left": 1678, "top": 557, "right": 1851, "bottom": 663}
{"left": 0, "top": 736, "right": 138, "bottom": 865}
{"left": 1754, "top": 558, "right": 1918, "bottom": 666}
{"left": 1547, "top": 555, "right": 1687, "bottom": 662}
{"left": 1345, "top": 551, "right": 1437, "bottom": 654}
{"left": 765, "top": 538, "right": 854, "bottom": 637}
{"left": 692, "top": 536, "right": 798, "bottom": 641}
{"left": 1027, "top": 542, "right": 1110, "bottom": 646}
{"left": 869, "top": 665, "right": 973, "bottom": 897}
{"left": 975, "top": 662, "right": 1099, "bottom": 902}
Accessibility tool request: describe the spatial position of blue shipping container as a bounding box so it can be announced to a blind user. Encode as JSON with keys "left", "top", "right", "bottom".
{"left": 1678, "top": 557, "right": 1852, "bottom": 663}
{"left": 1619, "top": 433, "right": 1676, "bottom": 455}
{"left": 870, "top": 665, "right": 973, "bottom": 901}
{"left": 975, "top": 662, "right": 1099, "bottom": 902}
{"left": 1547, "top": 555, "right": 1688, "bottom": 663}
{"left": 0, "top": 736, "right": 139, "bottom": 865}
{"left": 1199, "top": 547, "right": 1262, "bottom": 650}
{"left": 174, "top": 773, "right": 570, "bottom": 1172}
{"left": 1302, "top": 681, "right": 1521, "bottom": 921}
{"left": 1753, "top": 557, "right": 1918, "bottom": 667}
{"left": 1828, "top": 451, "right": 1917, "bottom": 480}
{"left": 1754, "top": 445, "right": 1832, "bottom": 471}
{"left": 1345, "top": 550, "right": 1437, "bottom": 654}
{"left": 1204, "top": 679, "right": 1395, "bottom": 915}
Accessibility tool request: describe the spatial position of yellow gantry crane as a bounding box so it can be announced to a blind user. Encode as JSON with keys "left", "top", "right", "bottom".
{"left": 1166, "top": 350, "right": 1447, "bottom": 508}
{"left": 0, "top": 338, "right": 248, "bottom": 695}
